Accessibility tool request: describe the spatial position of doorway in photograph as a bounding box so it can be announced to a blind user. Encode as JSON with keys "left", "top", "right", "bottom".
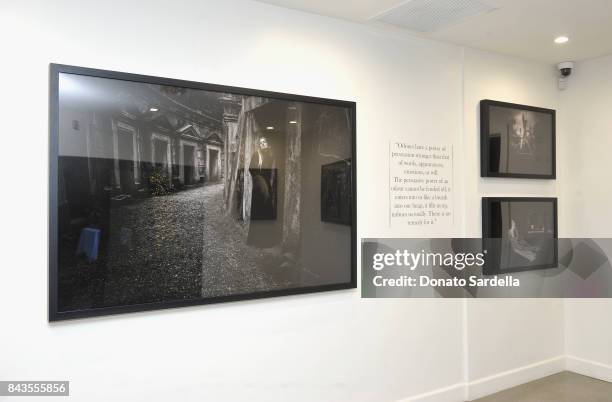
{"left": 153, "top": 139, "right": 167, "bottom": 167}
{"left": 183, "top": 144, "right": 195, "bottom": 185}
{"left": 117, "top": 129, "right": 135, "bottom": 193}
{"left": 208, "top": 148, "right": 219, "bottom": 181}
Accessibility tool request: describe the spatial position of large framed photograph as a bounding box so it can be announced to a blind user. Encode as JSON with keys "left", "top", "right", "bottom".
{"left": 49, "top": 64, "right": 356, "bottom": 321}
{"left": 480, "top": 100, "right": 556, "bottom": 179}
{"left": 482, "top": 197, "right": 558, "bottom": 274}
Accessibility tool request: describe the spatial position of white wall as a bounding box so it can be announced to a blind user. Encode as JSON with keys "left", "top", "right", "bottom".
{"left": 0, "top": 1, "right": 465, "bottom": 402}
{"left": 462, "top": 49, "right": 559, "bottom": 238}
{"left": 0, "top": 0, "right": 577, "bottom": 401}
{"left": 559, "top": 54, "right": 612, "bottom": 238}
{"left": 560, "top": 54, "right": 612, "bottom": 382}
{"left": 461, "top": 49, "right": 565, "bottom": 400}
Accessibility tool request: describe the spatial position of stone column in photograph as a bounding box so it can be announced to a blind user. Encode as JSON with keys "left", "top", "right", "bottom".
{"left": 283, "top": 103, "right": 302, "bottom": 261}
{"left": 220, "top": 94, "right": 242, "bottom": 211}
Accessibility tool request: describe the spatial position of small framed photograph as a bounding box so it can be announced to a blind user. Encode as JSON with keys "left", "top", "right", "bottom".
{"left": 482, "top": 197, "right": 558, "bottom": 274}
{"left": 321, "top": 159, "right": 352, "bottom": 225}
{"left": 480, "top": 100, "right": 556, "bottom": 179}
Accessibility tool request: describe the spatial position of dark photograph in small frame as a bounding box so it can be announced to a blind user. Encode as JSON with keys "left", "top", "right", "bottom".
{"left": 480, "top": 100, "right": 556, "bottom": 179}
{"left": 321, "top": 159, "right": 352, "bottom": 225}
{"left": 482, "top": 197, "right": 558, "bottom": 274}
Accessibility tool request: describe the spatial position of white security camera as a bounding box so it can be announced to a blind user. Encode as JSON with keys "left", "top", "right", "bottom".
{"left": 557, "top": 61, "right": 574, "bottom": 90}
{"left": 558, "top": 61, "right": 574, "bottom": 77}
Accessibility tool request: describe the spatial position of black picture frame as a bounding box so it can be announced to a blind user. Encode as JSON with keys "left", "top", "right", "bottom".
{"left": 321, "top": 159, "right": 352, "bottom": 225}
{"left": 480, "top": 99, "right": 556, "bottom": 179}
{"left": 482, "top": 197, "right": 558, "bottom": 275}
{"left": 49, "top": 64, "right": 357, "bottom": 321}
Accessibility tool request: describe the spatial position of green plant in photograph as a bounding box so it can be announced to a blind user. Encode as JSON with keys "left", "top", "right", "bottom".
{"left": 148, "top": 168, "right": 170, "bottom": 196}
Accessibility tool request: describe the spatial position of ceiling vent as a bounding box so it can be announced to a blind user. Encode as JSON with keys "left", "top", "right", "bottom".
{"left": 372, "top": 0, "right": 498, "bottom": 33}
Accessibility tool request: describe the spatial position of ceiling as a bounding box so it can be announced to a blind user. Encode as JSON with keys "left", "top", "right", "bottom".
{"left": 253, "top": 0, "right": 612, "bottom": 63}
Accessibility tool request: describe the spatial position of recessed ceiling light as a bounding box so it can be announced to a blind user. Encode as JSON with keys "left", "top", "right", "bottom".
{"left": 289, "top": 120, "right": 297, "bottom": 124}
{"left": 554, "top": 36, "right": 569, "bottom": 44}
{"left": 150, "top": 107, "right": 159, "bottom": 112}
{"left": 266, "top": 126, "right": 274, "bottom": 130}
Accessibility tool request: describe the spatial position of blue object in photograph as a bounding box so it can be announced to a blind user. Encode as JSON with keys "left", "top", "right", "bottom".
{"left": 76, "top": 227, "right": 101, "bottom": 262}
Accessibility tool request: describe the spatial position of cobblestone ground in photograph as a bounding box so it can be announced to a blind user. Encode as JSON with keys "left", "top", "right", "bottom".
{"left": 200, "top": 183, "right": 295, "bottom": 298}
{"left": 58, "top": 183, "right": 295, "bottom": 312}
{"left": 100, "top": 185, "right": 209, "bottom": 306}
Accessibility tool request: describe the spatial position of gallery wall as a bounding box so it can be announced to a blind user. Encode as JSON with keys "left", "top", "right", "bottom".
{"left": 0, "top": 0, "right": 595, "bottom": 401}
{"left": 0, "top": 1, "right": 466, "bottom": 401}
{"left": 560, "top": 54, "right": 612, "bottom": 382}
{"left": 461, "top": 48, "right": 565, "bottom": 399}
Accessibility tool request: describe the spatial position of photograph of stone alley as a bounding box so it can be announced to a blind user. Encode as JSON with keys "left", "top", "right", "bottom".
{"left": 55, "top": 71, "right": 353, "bottom": 313}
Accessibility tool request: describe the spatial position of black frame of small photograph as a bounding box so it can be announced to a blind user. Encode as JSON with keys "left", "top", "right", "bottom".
{"left": 480, "top": 99, "right": 556, "bottom": 179}
{"left": 482, "top": 197, "right": 558, "bottom": 275}
{"left": 48, "top": 63, "right": 357, "bottom": 321}
{"left": 321, "top": 158, "right": 352, "bottom": 225}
